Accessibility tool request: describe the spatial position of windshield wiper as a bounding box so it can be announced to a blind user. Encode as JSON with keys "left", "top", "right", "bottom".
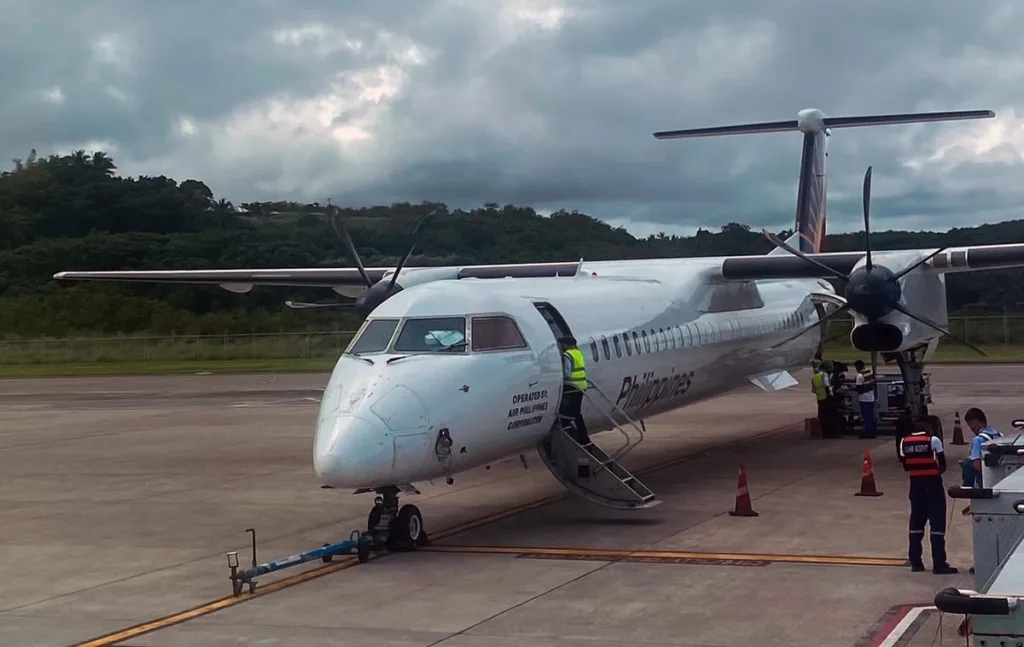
{"left": 343, "top": 351, "right": 375, "bottom": 365}
{"left": 385, "top": 342, "right": 467, "bottom": 364}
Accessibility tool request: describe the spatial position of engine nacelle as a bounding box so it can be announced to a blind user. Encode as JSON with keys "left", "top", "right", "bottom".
{"left": 848, "top": 258, "right": 948, "bottom": 353}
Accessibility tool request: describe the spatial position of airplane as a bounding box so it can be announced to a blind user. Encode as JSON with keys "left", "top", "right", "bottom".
{"left": 53, "top": 107, "right": 1024, "bottom": 553}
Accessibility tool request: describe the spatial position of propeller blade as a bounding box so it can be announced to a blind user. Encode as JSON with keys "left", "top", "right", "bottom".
{"left": 890, "top": 302, "right": 988, "bottom": 357}
{"left": 327, "top": 205, "right": 374, "bottom": 288}
{"left": 768, "top": 304, "right": 850, "bottom": 351}
{"left": 862, "top": 166, "right": 873, "bottom": 271}
{"left": 387, "top": 210, "right": 435, "bottom": 291}
{"left": 889, "top": 246, "right": 949, "bottom": 283}
{"left": 285, "top": 300, "right": 356, "bottom": 310}
{"left": 761, "top": 229, "right": 850, "bottom": 282}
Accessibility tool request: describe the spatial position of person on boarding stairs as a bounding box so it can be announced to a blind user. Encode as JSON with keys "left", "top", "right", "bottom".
{"left": 898, "top": 415, "right": 958, "bottom": 574}
{"left": 559, "top": 336, "right": 589, "bottom": 444}
{"left": 853, "top": 359, "right": 877, "bottom": 439}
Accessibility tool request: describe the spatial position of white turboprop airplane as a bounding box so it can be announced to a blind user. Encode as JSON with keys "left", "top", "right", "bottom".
{"left": 55, "top": 108, "right": 1024, "bottom": 551}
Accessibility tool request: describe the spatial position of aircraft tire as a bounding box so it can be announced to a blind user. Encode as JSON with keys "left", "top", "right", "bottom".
{"left": 390, "top": 504, "right": 424, "bottom": 552}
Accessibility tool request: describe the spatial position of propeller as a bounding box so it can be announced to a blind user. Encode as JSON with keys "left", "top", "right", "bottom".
{"left": 285, "top": 204, "right": 436, "bottom": 312}
{"left": 765, "top": 165, "right": 985, "bottom": 358}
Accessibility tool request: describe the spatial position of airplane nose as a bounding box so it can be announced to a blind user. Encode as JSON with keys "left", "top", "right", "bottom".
{"left": 313, "top": 414, "right": 392, "bottom": 486}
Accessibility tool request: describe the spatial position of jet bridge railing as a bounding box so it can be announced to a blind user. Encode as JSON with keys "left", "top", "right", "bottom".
{"left": 580, "top": 379, "right": 647, "bottom": 463}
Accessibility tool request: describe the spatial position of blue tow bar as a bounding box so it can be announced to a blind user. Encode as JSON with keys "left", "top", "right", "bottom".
{"left": 226, "top": 528, "right": 372, "bottom": 596}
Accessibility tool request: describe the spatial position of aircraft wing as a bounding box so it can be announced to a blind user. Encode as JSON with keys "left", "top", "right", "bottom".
{"left": 52, "top": 261, "right": 583, "bottom": 293}
{"left": 718, "top": 243, "right": 1024, "bottom": 281}
{"left": 51, "top": 267, "right": 394, "bottom": 292}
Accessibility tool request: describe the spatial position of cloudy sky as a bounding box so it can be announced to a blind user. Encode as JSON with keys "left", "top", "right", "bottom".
{"left": 3, "top": 1, "right": 1023, "bottom": 238}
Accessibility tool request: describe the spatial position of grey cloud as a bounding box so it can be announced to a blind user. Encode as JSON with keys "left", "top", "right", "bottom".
{"left": 2, "top": 0, "right": 1023, "bottom": 238}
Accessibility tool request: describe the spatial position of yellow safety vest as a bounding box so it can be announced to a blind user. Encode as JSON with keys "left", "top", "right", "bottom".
{"left": 811, "top": 370, "right": 828, "bottom": 401}
{"left": 564, "top": 348, "right": 588, "bottom": 391}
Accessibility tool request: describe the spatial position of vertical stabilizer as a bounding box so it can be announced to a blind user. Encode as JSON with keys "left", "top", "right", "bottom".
{"left": 794, "top": 130, "right": 828, "bottom": 254}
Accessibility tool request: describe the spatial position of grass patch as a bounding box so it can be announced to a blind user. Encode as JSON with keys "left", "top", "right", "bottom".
{"left": 0, "top": 358, "right": 338, "bottom": 378}
{"left": 3, "top": 343, "right": 1023, "bottom": 379}
{"left": 820, "top": 343, "right": 1024, "bottom": 364}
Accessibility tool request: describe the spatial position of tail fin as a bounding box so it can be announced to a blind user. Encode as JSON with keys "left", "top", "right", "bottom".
{"left": 653, "top": 109, "right": 995, "bottom": 255}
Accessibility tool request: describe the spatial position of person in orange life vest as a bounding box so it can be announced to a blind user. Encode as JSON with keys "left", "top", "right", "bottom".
{"left": 898, "top": 419, "right": 958, "bottom": 574}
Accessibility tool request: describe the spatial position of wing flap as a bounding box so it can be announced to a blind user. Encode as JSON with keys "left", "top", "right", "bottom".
{"left": 748, "top": 370, "right": 799, "bottom": 392}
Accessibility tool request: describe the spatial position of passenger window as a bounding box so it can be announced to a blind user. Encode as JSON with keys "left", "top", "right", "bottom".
{"left": 393, "top": 317, "right": 466, "bottom": 352}
{"left": 649, "top": 329, "right": 658, "bottom": 352}
{"left": 613, "top": 335, "right": 622, "bottom": 358}
{"left": 681, "top": 325, "right": 691, "bottom": 347}
{"left": 632, "top": 331, "right": 641, "bottom": 355}
{"left": 590, "top": 338, "right": 600, "bottom": 362}
{"left": 622, "top": 333, "right": 632, "bottom": 356}
{"left": 659, "top": 327, "right": 668, "bottom": 349}
{"left": 347, "top": 318, "right": 400, "bottom": 354}
{"left": 641, "top": 330, "right": 651, "bottom": 353}
{"left": 470, "top": 316, "right": 527, "bottom": 351}
{"left": 601, "top": 337, "right": 611, "bottom": 360}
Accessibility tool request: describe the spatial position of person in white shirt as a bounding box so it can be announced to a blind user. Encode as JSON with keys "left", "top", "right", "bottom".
{"left": 853, "top": 359, "right": 877, "bottom": 439}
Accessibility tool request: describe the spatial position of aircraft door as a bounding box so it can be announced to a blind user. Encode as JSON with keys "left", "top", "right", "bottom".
{"left": 531, "top": 301, "right": 579, "bottom": 431}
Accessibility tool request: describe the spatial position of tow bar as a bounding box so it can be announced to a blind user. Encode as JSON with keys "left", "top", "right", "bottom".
{"left": 226, "top": 527, "right": 372, "bottom": 597}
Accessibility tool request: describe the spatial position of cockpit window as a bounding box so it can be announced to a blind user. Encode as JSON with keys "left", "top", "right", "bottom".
{"left": 346, "top": 318, "right": 399, "bottom": 354}
{"left": 471, "top": 316, "right": 528, "bottom": 351}
{"left": 394, "top": 317, "right": 467, "bottom": 353}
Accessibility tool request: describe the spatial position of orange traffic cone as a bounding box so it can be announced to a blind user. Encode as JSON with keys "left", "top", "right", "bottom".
{"left": 729, "top": 464, "right": 759, "bottom": 517}
{"left": 854, "top": 449, "right": 884, "bottom": 497}
{"left": 951, "top": 411, "right": 966, "bottom": 445}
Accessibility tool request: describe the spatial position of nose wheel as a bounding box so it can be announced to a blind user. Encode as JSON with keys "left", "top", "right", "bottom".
{"left": 366, "top": 487, "right": 429, "bottom": 552}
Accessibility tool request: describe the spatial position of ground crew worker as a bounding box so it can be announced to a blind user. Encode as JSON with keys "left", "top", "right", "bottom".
{"left": 559, "top": 336, "right": 589, "bottom": 443}
{"left": 898, "top": 418, "right": 958, "bottom": 574}
{"left": 811, "top": 360, "right": 835, "bottom": 437}
{"left": 853, "top": 359, "right": 877, "bottom": 439}
{"left": 963, "top": 407, "right": 1001, "bottom": 488}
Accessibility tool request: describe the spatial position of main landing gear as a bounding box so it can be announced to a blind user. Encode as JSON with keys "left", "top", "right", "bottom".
{"left": 365, "top": 485, "right": 430, "bottom": 552}
{"left": 890, "top": 346, "right": 943, "bottom": 440}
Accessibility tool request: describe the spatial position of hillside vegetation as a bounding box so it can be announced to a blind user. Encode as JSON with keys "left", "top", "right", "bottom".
{"left": 1, "top": 149, "right": 1022, "bottom": 338}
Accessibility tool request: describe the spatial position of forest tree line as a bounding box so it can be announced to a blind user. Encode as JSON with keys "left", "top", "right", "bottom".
{"left": 0, "top": 149, "right": 1022, "bottom": 338}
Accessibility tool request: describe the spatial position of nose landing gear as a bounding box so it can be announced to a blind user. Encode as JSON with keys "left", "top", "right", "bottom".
{"left": 366, "top": 485, "right": 430, "bottom": 552}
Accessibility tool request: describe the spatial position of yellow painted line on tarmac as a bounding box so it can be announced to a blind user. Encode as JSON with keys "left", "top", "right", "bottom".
{"left": 73, "top": 420, "right": 804, "bottom": 646}
{"left": 423, "top": 544, "right": 908, "bottom": 568}
{"left": 72, "top": 555, "right": 362, "bottom": 647}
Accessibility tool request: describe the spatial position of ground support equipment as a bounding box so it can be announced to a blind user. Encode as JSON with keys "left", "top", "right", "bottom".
{"left": 226, "top": 528, "right": 372, "bottom": 597}
{"left": 939, "top": 423, "right": 1024, "bottom": 642}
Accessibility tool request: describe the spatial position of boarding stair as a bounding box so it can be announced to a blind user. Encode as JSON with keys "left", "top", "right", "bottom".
{"left": 537, "top": 381, "right": 661, "bottom": 510}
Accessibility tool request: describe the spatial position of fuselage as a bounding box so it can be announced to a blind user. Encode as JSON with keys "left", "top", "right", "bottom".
{"left": 313, "top": 256, "right": 828, "bottom": 490}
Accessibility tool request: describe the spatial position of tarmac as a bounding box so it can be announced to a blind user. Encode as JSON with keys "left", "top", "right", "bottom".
{"left": 0, "top": 364, "right": 1017, "bottom": 646}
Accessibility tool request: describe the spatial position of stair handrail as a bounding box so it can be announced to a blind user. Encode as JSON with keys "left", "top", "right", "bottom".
{"left": 582, "top": 379, "right": 646, "bottom": 461}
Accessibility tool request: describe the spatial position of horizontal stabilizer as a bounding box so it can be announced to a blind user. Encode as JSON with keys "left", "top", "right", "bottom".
{"left": 654, "top": 109, "right": 994, "bottom": 140}
{"left": 654, "top": 120, "right": 797, "bottom": 139}
{"left": 748, "top": 370, "right": 799, "bottom": 392}
{"left": 822, "top": 110, "right": 995, "bottom": 130}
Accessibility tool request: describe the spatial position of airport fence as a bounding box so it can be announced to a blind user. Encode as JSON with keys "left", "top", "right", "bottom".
{"left": 1, "top": 315, "right": 1024, "bottom": 366}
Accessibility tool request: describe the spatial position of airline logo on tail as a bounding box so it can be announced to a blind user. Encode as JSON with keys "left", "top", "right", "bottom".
{"left": 797, "top": 205, "right": 826, "bottom": 254}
